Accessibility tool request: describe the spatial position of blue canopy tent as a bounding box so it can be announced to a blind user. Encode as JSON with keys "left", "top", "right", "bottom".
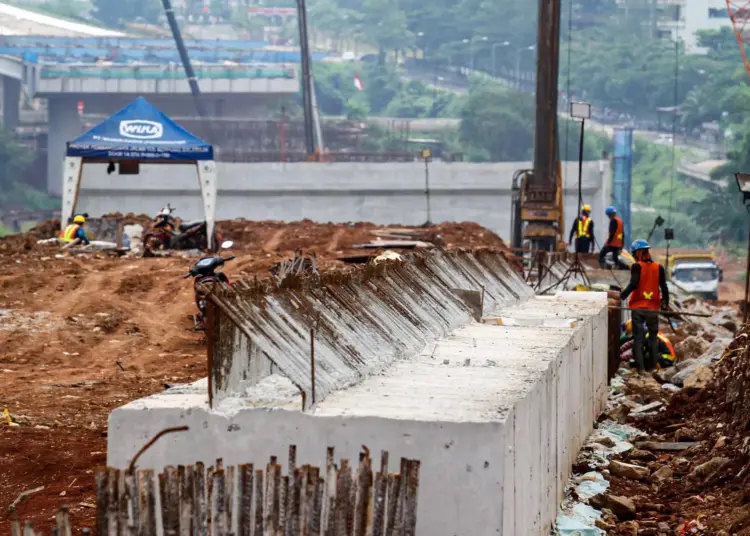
{"left": 61, "top": 96, "right": 218, "bottom": 248}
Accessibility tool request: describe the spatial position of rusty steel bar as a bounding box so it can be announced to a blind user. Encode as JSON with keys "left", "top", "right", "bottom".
{"left": 310, "top": 328, "right": 316, "bottom": 405}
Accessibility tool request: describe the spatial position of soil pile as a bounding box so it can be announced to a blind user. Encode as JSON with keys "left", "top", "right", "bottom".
{"left": 0, "top": 218, "right": 513, "bottom": 533}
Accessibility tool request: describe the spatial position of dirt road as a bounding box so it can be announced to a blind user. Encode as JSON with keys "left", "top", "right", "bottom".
{"left": 0, "top": 219, "right": 510, "bottom": 532}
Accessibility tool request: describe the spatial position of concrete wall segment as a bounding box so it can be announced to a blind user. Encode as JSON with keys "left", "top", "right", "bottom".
{"left": 75, "top": 160, "right": 611, "bottom": 246}
{"left": 209, "top": 250, "right": 532, "bottom": 406}
{"left": 108, "top": 278, "right": 609, "bottom": 535}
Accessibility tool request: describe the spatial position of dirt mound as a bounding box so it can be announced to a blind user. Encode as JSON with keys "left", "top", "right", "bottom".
{"left": 0, "top": 218, "right": 515, "bottom": 533}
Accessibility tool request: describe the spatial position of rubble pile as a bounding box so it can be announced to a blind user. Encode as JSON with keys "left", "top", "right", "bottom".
{"left": 556, "top": 300, "right": 750, "bottom": 536}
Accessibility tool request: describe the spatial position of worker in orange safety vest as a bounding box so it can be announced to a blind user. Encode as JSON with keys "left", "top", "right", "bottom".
{"left": 619, "top": 239, "right": 670, "bottom": 372}
{"left": 568, "top": 204, "right": 595, "bottom": 254}
{"left": 599, "top": 206, "right": 627, "bottom": 269}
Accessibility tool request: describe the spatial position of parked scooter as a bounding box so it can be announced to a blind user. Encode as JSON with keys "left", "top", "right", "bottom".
{"left": 144, "top": 204, "right": 222, "bottom": 254}
{"left": 184, "top": 241, "right": 234, "bottom": 330}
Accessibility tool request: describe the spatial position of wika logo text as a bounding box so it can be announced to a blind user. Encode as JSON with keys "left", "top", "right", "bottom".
{"left": 119, "top": 120, "right": 164, "bottom": 140}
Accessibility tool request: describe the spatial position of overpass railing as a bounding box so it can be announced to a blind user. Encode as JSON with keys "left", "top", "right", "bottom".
{"left": 40, "top": 64, "right": 297, "bottom": 80}
{"left": 0, "top": 46, "right": 329, "bottom": 64}
{"left": 0, "top": 35, "right": 269, "bottom": 49}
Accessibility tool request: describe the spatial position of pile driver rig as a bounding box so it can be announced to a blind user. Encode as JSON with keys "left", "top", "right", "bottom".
{"left": 510, "top": 0, "right": 566, "bottom": 252}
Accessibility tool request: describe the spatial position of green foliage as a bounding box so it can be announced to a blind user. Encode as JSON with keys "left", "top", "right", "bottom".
{"left": 0, "top": 129, "right": 57, "bottom": 213}
{"left": 91, "top": 0, "right": 161, "bottom": 28}
{"left": 314, "top": 62, "right": 460, "bottom": 118}
{"left": 457, "top": 83, "right": 610, "bottom": 162}
{"left": 344, "top": 95, "right": 370, "bottom": 120}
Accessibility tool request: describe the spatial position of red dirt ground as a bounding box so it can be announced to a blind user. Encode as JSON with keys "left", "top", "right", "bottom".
{"left": 0, "top": 219, "right": 510, "bottom": 533}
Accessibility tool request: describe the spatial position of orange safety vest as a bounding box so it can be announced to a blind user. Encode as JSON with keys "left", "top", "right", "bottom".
{"left": 610, "top": 216, "right": 624, "bottom": 248}
{"left": 58, "top": 223, "right": 80, "bottom": 242}
{"left": 577, "top": 217, "right": 592, "bottom": 239}
{"left": 630, "top": 260, "right": 661, "bottom": 310}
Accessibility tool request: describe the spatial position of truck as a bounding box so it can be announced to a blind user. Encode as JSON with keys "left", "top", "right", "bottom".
{"left": 659, "top": 252, "right": 723, "bottom": 301}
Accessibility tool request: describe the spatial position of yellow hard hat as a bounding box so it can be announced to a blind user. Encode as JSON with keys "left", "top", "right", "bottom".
{"left": 625, "top": 320, "right": 632, "bottom": 337}
{"left": 73, "top": 215, "right": 86, "bottom": 224}
{"left": 582, "top": 204, "right": 592, "bottom": 212}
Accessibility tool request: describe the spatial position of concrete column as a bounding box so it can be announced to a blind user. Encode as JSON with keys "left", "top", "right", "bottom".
{"left": 2, "top": 76, "right": 20, "bottom": 132}
{"left": 47, "top": 97, "right": 82, "bottom": 196}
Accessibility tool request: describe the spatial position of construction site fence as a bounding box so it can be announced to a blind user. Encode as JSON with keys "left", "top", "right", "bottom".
{"left": 11, "top": 445, "right": 420, "bottom": 536}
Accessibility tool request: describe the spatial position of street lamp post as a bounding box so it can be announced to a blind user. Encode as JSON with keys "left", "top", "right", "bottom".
{"left": 734, "top": 172, "right": 750, "bottom": 324}
{"left": 515, "top": 45, "right": 535, "bottom": 89}
{"left": 491, "top": 41, "right": 510, "bottom": 78}
{"left": 463, "top": 36, "right": 487, "bottom": 71}
{"left": 571, "top": 101, "right": 591, "bottom": 237}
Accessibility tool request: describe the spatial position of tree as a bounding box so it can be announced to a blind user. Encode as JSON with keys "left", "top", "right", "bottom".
{"left": 91, "top": 0, "right": 161, "bottom": 28}
{"left": 459, "top": 85, "right": 534, "bottom": 161}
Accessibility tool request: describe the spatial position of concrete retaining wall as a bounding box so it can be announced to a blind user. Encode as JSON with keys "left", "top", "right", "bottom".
{"left": 208, "top": 250, "right": 532, "bottom": 406}
{"left": 108, "top": 291, "right": 608, "bottom": 535}
{"left": 77, "top": 160, "right": 611, "bottom": 245}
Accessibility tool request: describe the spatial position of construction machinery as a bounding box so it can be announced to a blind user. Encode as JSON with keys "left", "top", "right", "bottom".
{"left": 726, "top": 0, "right": 750, "bottom": 82}
{"left": 511, "top": 0, "right": 566, "bottom": 252}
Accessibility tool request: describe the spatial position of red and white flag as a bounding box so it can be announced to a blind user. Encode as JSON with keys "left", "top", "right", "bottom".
{"left": 353, "top": 74, "right": 364, "bottom": 91}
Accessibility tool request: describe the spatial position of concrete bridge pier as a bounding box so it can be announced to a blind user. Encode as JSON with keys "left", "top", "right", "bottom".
{"left": 47, "top": 96, "right": 82, "bottom": 197}
{"left": 1, "top": 75, "right": 20, "bottom": 131}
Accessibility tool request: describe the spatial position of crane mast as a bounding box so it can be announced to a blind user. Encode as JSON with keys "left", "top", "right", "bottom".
{"left": 511, "top": 0, "right": 565, "bottom": 252}
{"left": 726, "top": 0, "right": 750, "bottom": 82}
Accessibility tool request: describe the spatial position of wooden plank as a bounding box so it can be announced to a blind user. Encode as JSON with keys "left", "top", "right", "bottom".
{"left": 56, "top": 506, "right": 72, "bottom": 536}
{"left": 194, "top": 463, "right": 209, "bottom": 536}
{"left": 125, "top": 471, "right": 139, "bottom": 536}
{"left": 402, "top": 461, "right": 420, "bottom": 536}
{"left": 225, "top": 465, "right": 235, "bottom": 533}
{"left": 95, "top": 469, "right": 109, "bottom": 536}
{"left": 178, "top": 465, "right": 194, "bottom": 536}
{"left": 310, "top": 476, "right": 324, "bottom": 536}
{"left": 383, "top": 474, "right": 400, "bottom": 536}
{"left": 254, "top": 469, "right": 264, "bottom": 536}
{"left": 138, "top": 469, "right": 157, "bottom": 536}
{"left": 238, "top": 465, "right": 254, "bottom": 536}
{"left": 333, "top": 460, "right": 350, "bottom": 536}
{"left": 353, "top": 454, "right": 372, "bottom": 536}
{"left": 211, "top": 470, "right": 228, "bottom": 536}
{"left": 11, "top": 518, "right": 21, "bottom": 536}
{"left": 160, "top": 466, "right": 180, "bottom": 536}
{"left": 106, "top": 468, "right": 120, "bottom": 536}
{"left": 289, "top": 468, "right": 302, "bottom": 536}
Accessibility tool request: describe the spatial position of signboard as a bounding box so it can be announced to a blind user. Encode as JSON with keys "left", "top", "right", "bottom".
{"left": 247, "top": 7, "right": 296, "bottom": 15}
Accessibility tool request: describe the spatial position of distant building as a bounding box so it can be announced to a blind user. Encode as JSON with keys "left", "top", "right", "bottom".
{"left": 626, "top": 0, "right": 735, "bottom": 53}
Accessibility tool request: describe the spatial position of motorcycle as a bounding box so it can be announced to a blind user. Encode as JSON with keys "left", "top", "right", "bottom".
{"left": 184, "top": 241, "right": 235, "bottom": 330}
{"left": 144, "top": 204, "right": 222, "bottom": 253}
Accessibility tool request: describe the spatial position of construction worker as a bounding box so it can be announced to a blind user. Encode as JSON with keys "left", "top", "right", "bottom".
{"left": 619, "top": 239, "right": 669, "bottom": 372}
{"left": 58, "top": 214, "right": 90, "bottom": 248}
{"left": 620, "top": 320, "right": 676, "bottom": 368}
{"left": 568, "top": 204, "right": 595, "bottom": 254}
{"left": 599, "top": 206, "right": 627, "bottom": 269}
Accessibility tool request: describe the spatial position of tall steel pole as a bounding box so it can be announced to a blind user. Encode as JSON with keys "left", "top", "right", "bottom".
{"left": 160, "top": 0, "right": 209, "bottom": 120}
{"left": 296, "top": 0, "right": 316, "bottom": 156}
{"left": 532, "top": 0, "right": 561, "bottom": 190}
